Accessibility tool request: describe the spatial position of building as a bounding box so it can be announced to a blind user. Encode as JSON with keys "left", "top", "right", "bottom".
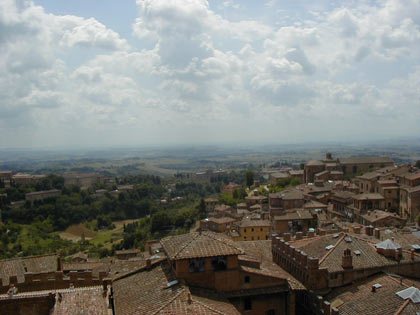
{"left": 115, "top": 249, "right": 141, "bottom": 260}
{"left": 324, "top": 273, "right": 420, "bottom": 315}
{"left": 12, "top": 173, "right": 46, "bottom": 185}
{"left": 303, "top": 153, "right": 394, "bottom": 183}
{"left": 143, "top": 231, "right": 305, "bottom": 315}
{"left": 269, "top": 190, "right": 305, "bottom": 216}
{"left": 200, "top": 217, "right": 238, "bottom": 233}
{"left": 231, "top": 218, "right": 271, "bottom": 241}
{"left": 272, "top": 209, "right": 317, "bottom": 235}
{"left": 25, "top": 189, "right": 61, "bottom": 202}
{"left": 223, "top": 182, "right": 241, "bottom": 194}
{"left": 359, "top": 210, "right": 406, "bottom": 228}
{"left": 204, "top": 197, "right": 218, "bottom": 212}
{"left": 63, "top": 173, "right": 103, "bottom": 188}
{"left": 399, "top": 186, "right": 420, "bottom": 222}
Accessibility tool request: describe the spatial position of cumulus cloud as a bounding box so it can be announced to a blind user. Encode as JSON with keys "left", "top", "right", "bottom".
{"left": 0, "top": 0, "right": 419, "bottom": 147}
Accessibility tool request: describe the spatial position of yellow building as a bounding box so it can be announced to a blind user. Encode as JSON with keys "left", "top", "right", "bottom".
{"left": 231, "top": 218, "right": 271, "bottom": 241}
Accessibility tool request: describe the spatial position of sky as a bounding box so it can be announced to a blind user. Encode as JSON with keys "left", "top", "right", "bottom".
{"left": 0, "top": 0, "right": 419, "bottom": 149}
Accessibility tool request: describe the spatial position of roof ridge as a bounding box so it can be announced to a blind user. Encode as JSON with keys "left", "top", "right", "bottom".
{"left": 203, "top": 232, "right": 244, "bottom": 254}
{"left": 394, "top": 299, "right": 410, "bottom": 315}
{"left": 386, "top": 274, "right": 410, "bottom": 288}
{"left": 192, "top": 296, "right": 228, "bottom": 315}
{"left": 0, "top": 253, "right": 57, "bottom": 262}
{"left": 319, "top": 233, "right": 346, "bottom": 264}
{"left": 173, "top": 233, "right": 201, "bottom": 259}
{"left": 151, "top": 288, "right": 186, "bottom": 315}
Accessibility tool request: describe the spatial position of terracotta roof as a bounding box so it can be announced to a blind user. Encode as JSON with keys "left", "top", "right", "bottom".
{"left": 331, "top": 191, "right": 355, "bottom": 200}
{"left": 113, "top": 262, "right": 239, "bottom": 315}
{"left": 235, "top": 240, "right": 305, "bottom": 290}
{"left": 0, "top": 254, "right": 58, "bottom": 286}
{"left": 51, "top": 286, "right": 109, "bottom": 315}
{"left": 113, "top": 263, "right": 183, "bottom": 315}
{"left": 205, "top": 217, "right": 237, "bottom": 224}
{"left": 160, "top": 232, "right": 243, "bottom": 260}
{"left": 214, "top": 204, "right": 231, "bottom": 212}
{"left": 325, "top": 273, "right": 420, "bottom": 315}
{"left": 353, "top": 193, "right": 384, "bottom": 200}
{"left": 292, "top": 233, "right": 420, "bottom": 273}
{"left": 155, "top": 289, "right": 239, "bottom": 314}
{"left": 361, "top": 210, "right": 404, "bottom": 223}
{"left": 115, "top": 249, "right": 140, "bottom": 255}
{"left": 273, "top": 209, "right": 314, "bottom": 221}
{"left": 237, "top": 219, "right": 270, "bottom": 227}
{"left": 377, "top": 179, "right": 398, "bottom": 185}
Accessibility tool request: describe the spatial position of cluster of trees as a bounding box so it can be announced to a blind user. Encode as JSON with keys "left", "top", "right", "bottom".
{"left": 0, "top": 169, "right": 257, "bottom": 259}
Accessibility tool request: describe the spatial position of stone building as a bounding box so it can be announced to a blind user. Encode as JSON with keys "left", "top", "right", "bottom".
{"left": 25, "top": 189, "right": 61, "bottom": 202}
{"left": 303, "top": 153, "right": 394, "bottom": 183}
{"left": 231, "top": 218, "right": 271, "bottom": 241}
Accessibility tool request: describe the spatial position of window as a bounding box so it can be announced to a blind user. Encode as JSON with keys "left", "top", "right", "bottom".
{"left": 251, "top": 228, "right": 254, "bottom": 232}
{"left": 251, "top": 236, "right": 254, "bottom": 240}
{"left": 244, "top": 228, "right": 247, "bottom": 232}
{"left": 260, "top": 228, "right": 263, "bottom": 231}
{"left": 244, "top": 276, "right": 250, "bottom": 283}
{"left": 330, "top": 273, "right": 338, "bottom": 280}
{"left": 212, "top": 256, "right": 227, "bottom": 271}
{"left": 189, "top": 258, "right": 205, "bottom": 273}
{"left": 244, "top": 297, "right": 252, "bottom": 311}
{"left": 266, "top": 310, "right": 276, "bottom": 315}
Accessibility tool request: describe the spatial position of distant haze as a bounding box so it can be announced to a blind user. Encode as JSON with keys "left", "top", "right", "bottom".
{"left": 0, "top": 0, "right": 419, "bottom": 148}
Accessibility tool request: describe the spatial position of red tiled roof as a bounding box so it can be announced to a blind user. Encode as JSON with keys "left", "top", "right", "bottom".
{"left": 325, "top": 273, "right": 420, "bottom": 315}
{"left": 51, "top": 286, "right": 109, "bottom": 315}
{"left": 0, "top": 254, "right": 58, "bottom": 286}
{"left": 160, "top": 232, "right": 243, "bottom": 260}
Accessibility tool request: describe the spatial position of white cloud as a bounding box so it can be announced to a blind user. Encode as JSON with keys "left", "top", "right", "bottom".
{"left": 0, "top": 0, "right": 419, "bottom": 147}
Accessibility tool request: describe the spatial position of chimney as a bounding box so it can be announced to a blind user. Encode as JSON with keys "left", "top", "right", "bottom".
{"left": 283, "top": 233, "right": 291, "bottom": 242}
{"left": 323, "top": 301, "right": 331, "bottom": 315}
{"left": 374, "top": 228, "right": 380, "bottom": 239}
{"left": 146, "top": 258, "right": 151, "bottom": 269}
{"left": 342, "top": 248, "right": 353, "bottom": 269}
{"left": 187, "top": 293, "right": 192, "bottom": 305}
{"left": 331, "top": 307, "right": 339, "bottom": 315}
{"left": 353, "top": 226, "right": 361, "bottom": 234}
{"left": 57, "top": 251, "right": 62, "bottom": 271}
{"left": 371, "top": 285, "right": 376, "bottom": 292}
{"left": 296, "top": 232, "right": 303, "bottom": 240}
{"left": 411, "top": 249, "right": 415, "bottom": 261}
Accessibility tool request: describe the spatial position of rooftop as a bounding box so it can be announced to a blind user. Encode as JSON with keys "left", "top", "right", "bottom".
{"left": 274, "top": 209, "right": 314, "bottom": 221}
{"left": 113, "top": 262, "right": 239, "bottom": 315}
{"left": 325, "top": 273, "right": 420, "bottom": 315}
{"left": 353, "top": 193, "right": 385, "bottom": 200}
{"left": 160, "top": 231, "right": 243, "bottom": 260}
{"left": 0, "top": 254, "right": 58, "bottom": 286}
{"left": 291, "top": 233, "right": 420, "bottom": 273}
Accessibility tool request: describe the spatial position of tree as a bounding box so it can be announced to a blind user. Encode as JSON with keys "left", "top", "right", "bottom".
{"left": 197, "top": 198, "right": 206, "bottom": 219}
{"left": 151, "top": 211, "right": 171, "bottom": 233}
{"left": 416, "top": 160, "right": 420, "bottom": 168}
{"left": 245, "top": 171, "right": 254, "bottom": 187}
